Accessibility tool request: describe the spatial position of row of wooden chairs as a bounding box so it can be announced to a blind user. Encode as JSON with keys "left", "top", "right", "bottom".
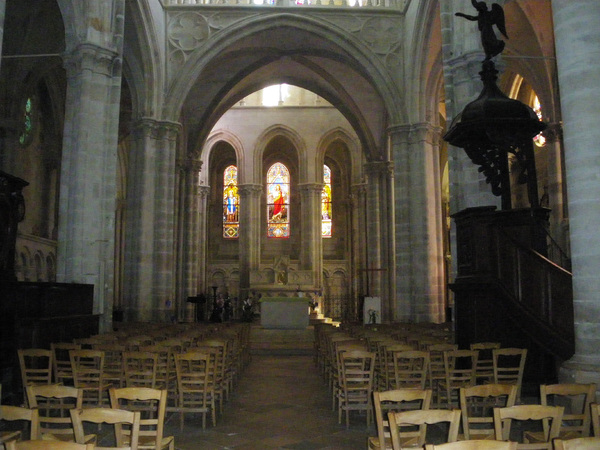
{"left": 369, "top": 384, "right": 600, "bottom": 450}
{"left": 1, "top": 384, "right": 173, "bottom": 449}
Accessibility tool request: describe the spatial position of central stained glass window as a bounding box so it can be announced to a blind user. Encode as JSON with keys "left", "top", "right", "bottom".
{"left": 223, "top": 165, "right": 239, "bottom": 239}
{"left": 267, "top": 162, "right": 290, "bottom": 238}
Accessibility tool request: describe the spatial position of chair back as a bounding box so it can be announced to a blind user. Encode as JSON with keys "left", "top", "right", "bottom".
{"left": 470, "top": 342, "right": 501, "bottom": 383}
{"left": 25, "top": 384, "right": 83, "bottom": 441}
{"left": 0, "top": 404, "right": 40, "bottom": 442}
{"left": 540, "top": 383, "right": 596, "bottom": 438}
{"left": 492, "top": 348, "right": 527, "bottom": 400}
{"left": 51, "top": 343, "right": 81, "bottom": 385}
{"left": 70, "top": 407, "right": 140, "bottom": 449}
{"left": 493, "top": 404, "right": 563, "bottom": 448}
{"left": 388, "top": 408, "right": 461, "bottom": 449}
{"left": 109, "top": 386, "right": 173, "bottom": 450}
{"left": 372, "top": 388, "right": 432, "bottom": 450}
{"left": 17, "top": 349, "right": 53, "bottom": 405}
{"left": 554, "top": 437, "right": 600, "bottom": 450}
{"left": 592, "top": 402, "right": 600, "bottom": 437}
{"left": 393, "top": 350, "right": 430, "bottom": 390}
{"left": 122, "top": 351, "right": 158, "bottom": 388}
{"left": 459, "top": 383, "right": 517, "bottom": 440}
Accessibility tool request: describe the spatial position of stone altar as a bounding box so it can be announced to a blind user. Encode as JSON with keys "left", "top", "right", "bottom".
{"left": 260, "top": 297, "right": 309, "bottom": 329}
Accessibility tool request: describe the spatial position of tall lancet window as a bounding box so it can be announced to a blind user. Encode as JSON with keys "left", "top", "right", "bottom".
{"left": 267, "top": 162, "right": 290, "bottom": 238}
{"left": 322, "top": 165, "right": 332, "bottom": 238}
{"left": 223, "top": 165, "right": 239, "bottom": 239}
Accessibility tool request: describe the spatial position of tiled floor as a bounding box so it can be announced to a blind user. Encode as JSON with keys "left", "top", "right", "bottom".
{"left": 163, "top": 326, "right": 374, "bottom": 449}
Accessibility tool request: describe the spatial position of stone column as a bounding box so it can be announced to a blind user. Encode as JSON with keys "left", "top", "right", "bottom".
{"left": 57, "top": 42, "right": 122, "bottom": 332}
{"left": 299, "top": 182, "right": 323, "bottom": 287}
{"left": 351, "top": 183, "right": 367, "bottom": 309}
{"left": 197, "top": 184, "right": 210, "bottom": 303}
{"left": 178, "top": 156, "right": 202, "bottom": 322}
{"left": 552, "top": 0, "right": 600, "bottom": 389}
{"left": 364, "top": 161, "right": 385, "bottom": 302}
{"left": 238, "top": 184, "right": 262, "bottom": 299}
{"left": 124, "top": 118, "right": 181, "bottom": 322}
{"left": 390, "top": 123, "right": 446, "bottom": 323}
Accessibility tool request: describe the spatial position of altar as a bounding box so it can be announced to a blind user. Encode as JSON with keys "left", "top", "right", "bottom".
{"left": 259, "top": 297, "right": 309, "bottom": 329}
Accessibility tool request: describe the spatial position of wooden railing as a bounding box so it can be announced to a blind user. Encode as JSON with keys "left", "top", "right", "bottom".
{"left": 450, "top": 206, "right": 575, "bottom": 386}
{"left": 492, "top": 228, "right": 574, "bottom": 359}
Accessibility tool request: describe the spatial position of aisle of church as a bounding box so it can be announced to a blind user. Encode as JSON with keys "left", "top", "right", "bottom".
{"left": 165, "top": 330, "right": 370, "bottom": 449}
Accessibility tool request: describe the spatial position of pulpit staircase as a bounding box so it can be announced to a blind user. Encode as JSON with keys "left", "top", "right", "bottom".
{"left": 450, "top": 207, "right": 574, "bottom": 393}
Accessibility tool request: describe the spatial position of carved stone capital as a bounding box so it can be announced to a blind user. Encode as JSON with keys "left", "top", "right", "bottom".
{"left": 238, "top": 184, "right": 263, "bottom": 198}
{"left": 298, "top": 182, "right": 324, "bottom": 197}
{"left": 63, "top": 43, "right": 119, "bottom": 78}
{"left": 133, "top": 118, "right": 182, "bottom": 141}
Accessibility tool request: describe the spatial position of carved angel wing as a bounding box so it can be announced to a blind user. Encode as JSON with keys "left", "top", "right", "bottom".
{"left": 491, "top": 3, "right": 508, "bottom": 39}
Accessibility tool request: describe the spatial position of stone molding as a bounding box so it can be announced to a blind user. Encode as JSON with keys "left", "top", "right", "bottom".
{"left": 166, "top": 9, "right": 404, "bottom": 86}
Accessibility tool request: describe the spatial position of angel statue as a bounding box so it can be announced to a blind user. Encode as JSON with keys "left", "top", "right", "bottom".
{"left": 456, "top": 0, "right": 508, "bottom": 60}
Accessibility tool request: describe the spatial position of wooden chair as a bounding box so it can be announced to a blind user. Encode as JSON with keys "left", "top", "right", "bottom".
{"left": 428, "top": 343, "right": 458, "bottom": 407}
{"left": 332, "top": 341, "right": 367, "bottom": 411}
{"left": 70, "top": 407, "right": 140, "bottom": 450}
{"left": 122, "top": 352, "right": 158, "bottom": 389}
{"left": 424, "top": 441, "right": 517, "bottom": 449}
{"left": 379, "top": 342, "right": 412, "bottom": 390}
{"left": 70, "top": 350, "right": 110, "bottom": 407}
{"left": 368, "top": 388, "right": 432, "bottom": 450}
{"left": 493, "top": 405, "right": 564, "bottom": 449}
{"left": 17, "top": 349, "right": 53, "bottom": 406}
{"left": 0, "top": 405, "right": 40, "bottom": 445}
{"left": 5, "top": 440, "right": 94, "bottom": 450}
{"left": 492, "top": 348, "right": 527, "bottom": 401}
{"left": 592, "top": 403, "right": 600, "bottom": 437}
{"left": 470, "top": 342, "right": 501, "bottom": 384}
{"left": 388, "top": 408, "right": 461, "bottom": 449}
{"left": 109, "top": 387, "right": 174, "bottom": 450}
{"left": 94, "top": 344, "right": 125, "bottom": 389}
{"left": 553, "top": 437, "right": 600, "bottom": 449}
{"left": 172, "top": 351, "right": 216, "bottom": 430}
{"left": 25, "top": 384, "right": 94, "bottom": 444}
{"left": 51, "top": 343, "right": 81, "bottom": 386}
{"left": 338, "top": 349, "right": 376, "bottom": 428}
{"left": 393, "top": 350, "right": 430, "bottom": 390}
{"left": 460, "top": 383, "right": 518, "bottom": 440}
{"left": 195, "top": 340, "right": 228, "bottom": 413}
{"left": 525, "top": 383, "right": 596, "bottom": 443}
{"left": 439, "top": 349, "right": 478, "bottom": 408}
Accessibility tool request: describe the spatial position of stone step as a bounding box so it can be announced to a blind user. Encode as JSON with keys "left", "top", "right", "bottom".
{"left": 249, "top": 325, "right": 315, "bottom": 356}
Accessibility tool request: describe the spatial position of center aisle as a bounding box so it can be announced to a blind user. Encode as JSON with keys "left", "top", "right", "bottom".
{"left": 166, "top": 340, "right": 373, "bottom": 448}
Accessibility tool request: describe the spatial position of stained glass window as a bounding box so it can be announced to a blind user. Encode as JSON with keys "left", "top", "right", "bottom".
{"left": 533, "top": 96, "right": 546, "bottom": 147}
{"left": 19, "top": 97, "right": 33, "bottom": 146}
{"left": 223, "top": 165, "right": 239, "bottom": 239}
{"left": 322, "top": 165, "right": 332, "bottom": 238}
{"left": 267, "top": 162, "right": 290, "bottom": 238}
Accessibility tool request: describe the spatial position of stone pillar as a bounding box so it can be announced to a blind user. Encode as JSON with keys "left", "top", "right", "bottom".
{"left": 178, "top": 156, "right": 202, "bottom": 322}
{"left": 57, "top": 41, "right": 122, "bottom": 332}
{"left": 364, "top": 161, "right": 385, "bottom": 301}
{"left": 390, "top": 123, "right": 446, "bottom": 323}
{"left": 197, "top": 184, "right": 210, "bottom": 302}
{"left": 238, "top": 184, "right": 262, "bottom": 299}
{"left": 552, "top": 0, "right": 600, "bottom": 389}
{"left": 124, "top": 118, "right": 181, "bottom": 322}
{"left": 299, "top": 182, "right": 323, "bottom": 287}
{"left": 351, "top": 183, "right": 368, "bottom": 306}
